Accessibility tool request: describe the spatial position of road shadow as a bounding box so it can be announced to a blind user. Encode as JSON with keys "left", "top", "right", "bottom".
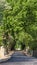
{"left": 0, "top": 51, "right": 37, "bottom": 63}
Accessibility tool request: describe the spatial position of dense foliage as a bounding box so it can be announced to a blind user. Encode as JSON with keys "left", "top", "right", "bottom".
{"left": 0, "top": 0, "right": 37, "bottom": 50}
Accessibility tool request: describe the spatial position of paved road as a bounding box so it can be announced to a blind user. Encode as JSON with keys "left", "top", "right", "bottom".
{"left": 0, "top": 51, "right": 37, "bottom": 65}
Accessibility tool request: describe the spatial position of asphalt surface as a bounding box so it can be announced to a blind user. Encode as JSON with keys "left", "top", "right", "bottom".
{"left": 0, "top": 51, "right": 37, "bottom": 65}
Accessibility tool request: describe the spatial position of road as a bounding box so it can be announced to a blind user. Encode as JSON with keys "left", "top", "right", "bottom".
{"left": 0, "top": 51, "right": 37, "bottom": 65}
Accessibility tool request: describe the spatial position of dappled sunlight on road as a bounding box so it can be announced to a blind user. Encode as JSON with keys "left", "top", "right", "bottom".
{"left": 0, "top": 51, "right": 37, "bottom": 65}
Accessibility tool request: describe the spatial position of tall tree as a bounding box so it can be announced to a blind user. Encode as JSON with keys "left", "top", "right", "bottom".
{"left": 1, "top": 0, "right": 37, "bottom": 50}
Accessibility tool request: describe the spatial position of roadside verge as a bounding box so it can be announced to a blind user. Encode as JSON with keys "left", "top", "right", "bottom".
{"left": 0, "top": 51, "right": 14, "bottom": 63}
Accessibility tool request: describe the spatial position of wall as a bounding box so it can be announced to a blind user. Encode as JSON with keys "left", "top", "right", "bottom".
{"left": 33, "top": 50, "right": 37, "bottom": 57}
{"left": 0, "top": 46, "right": 5, "bottom": 58}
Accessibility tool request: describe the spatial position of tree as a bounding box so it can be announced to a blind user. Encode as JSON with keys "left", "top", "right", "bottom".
{"left": 0, "top": 0, "right": 37, "bottom": 51}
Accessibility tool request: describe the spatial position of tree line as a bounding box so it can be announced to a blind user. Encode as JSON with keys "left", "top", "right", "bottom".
{"left": 0, "top": 0, "right": 37, "bottom": 53}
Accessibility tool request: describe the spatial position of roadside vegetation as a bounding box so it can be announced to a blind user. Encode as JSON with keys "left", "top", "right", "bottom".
{"left": 0, "top": 0, "right": 37, "bottom": 56}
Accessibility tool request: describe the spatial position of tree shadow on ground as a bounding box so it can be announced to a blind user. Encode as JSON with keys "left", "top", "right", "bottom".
{"left": 0, "top": 51, "right": 37, "bottom": 63}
